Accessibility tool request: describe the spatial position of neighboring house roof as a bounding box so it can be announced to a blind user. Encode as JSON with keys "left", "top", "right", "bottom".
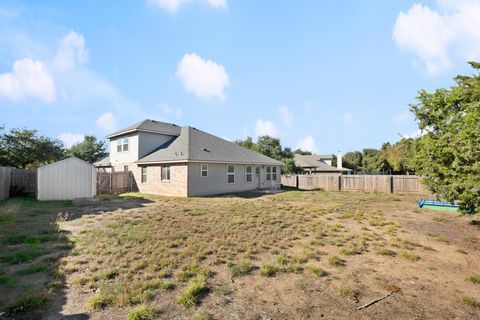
{"left": 94, "top": 156, "right": 111, "bottom": 167}
{"left": 294, "top": 154, "right": 352, "bottom": 172}
{"left": 106, "top": 119, "right": 182, "bottom": 139}
{"left": 136, "top": 126, "right": 283, "bottom": 166}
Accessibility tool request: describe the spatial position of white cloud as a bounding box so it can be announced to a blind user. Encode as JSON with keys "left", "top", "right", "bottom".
{"left": 278, "top": 105, "right": 293, "bottom": 127}
{"left": 147, "top": 0, "right": 226, "bottom": 13}
{"left": 147, "top": 0, "right": 189, "bottom": 14}
{"left": 254, "top": 119, "right": 278, "bottom": 137}
{"left": 393, "top": 1, "right": 480, "bottom": 74}
{"left": 201, "top": 0, "right": 227, "bottom": 9}
{"left": 58, "top": 133, "right": 84, "bottom": 148}
{"left": 175, "top": 53, "right": 229, "bottom": 101}
{"left": 162, "top": 104, "right": 183, "bottom": 118}
{"left": 52, "top": 31, "right": 88, "bottom": 71}
{"left": 0, "top": 58, "right": 56, "bottom": 102}
{"left": 296, "top": 135, "right": 317, "bottom": 153}
{"left": 343, "top": 112, "right": 353, "bottom": 123}
{"left": 401, "top": 129, "right": 423, "bottom": 139}
{"left": 96, "top": 112, "right": 117, "bottom": 133}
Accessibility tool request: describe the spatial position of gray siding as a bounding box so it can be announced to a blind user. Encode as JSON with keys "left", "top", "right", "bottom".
{"left": 138, "top": 132, "right": 173, "bottom": 158}
{"left": 188, "top": 163, "right": 281, "bottom": 196}
{"left": 37, "top": 157, "right": 96, "bottom": 200}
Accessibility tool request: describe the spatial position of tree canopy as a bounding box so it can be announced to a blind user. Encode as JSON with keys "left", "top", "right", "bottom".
{"left": 411, "top": 61, "right": 480, "bottom": 213}
{"left": 66, "top": 135, "right": 108, "bottom": 164}
{"left": 235, "top": 136, "right": 303, "bottom": 174}
{"left": 0, "top": 127, "right": 65, "bottom": 168}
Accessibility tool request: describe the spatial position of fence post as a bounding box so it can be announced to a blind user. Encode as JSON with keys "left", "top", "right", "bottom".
{"left": 295, "top": 175, "right": 299, "bottom": 189}
{"left": 338, "top": 175, "right": 342, "bottom": 191}
{"left": 389, "top": 175, "right": 393, "bottom": 193}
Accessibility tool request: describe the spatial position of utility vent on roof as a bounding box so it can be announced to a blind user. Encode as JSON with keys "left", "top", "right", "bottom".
{"left": 202, "top": 148, "right": 211, "bottom": 153}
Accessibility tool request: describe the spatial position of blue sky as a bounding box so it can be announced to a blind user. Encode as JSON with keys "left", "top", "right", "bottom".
{"left": 1, "top": 0, "right": 480, "bottom": 153}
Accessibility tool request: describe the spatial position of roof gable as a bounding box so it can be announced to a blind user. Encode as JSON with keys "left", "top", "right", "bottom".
{"left": 106, "top": 119, "right": 181, "bottom": 139}
{"left": 136, "top": 126, "right": 282, "bottom": 165}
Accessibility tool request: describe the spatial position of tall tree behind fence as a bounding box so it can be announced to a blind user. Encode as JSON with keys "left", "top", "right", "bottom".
{"left": 281, "top": 174, "right": 428, "bottom": 194}
{"left": 0, "top": 167, "right": 12, "bottom": 200}
{"left": 97, "top": 172, "right": 135, "bottom": 195}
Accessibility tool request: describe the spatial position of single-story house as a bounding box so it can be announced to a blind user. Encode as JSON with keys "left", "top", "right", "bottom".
{"left": 294, "top": 154, "right": 352, "bottom": 174}
{"left": 94, "top": 119, "right": 283, "bottom": 196}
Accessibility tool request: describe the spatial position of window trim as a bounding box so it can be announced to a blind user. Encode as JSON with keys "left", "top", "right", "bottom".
{"left": 161, "top": 165, "right": 171, "bottom": 182}
{"left": 141, "top": 167, "right": 147, "bottom": 183}
{"left": 245, "top": 165, "right": 253, "bottom": 183}
{"left": 116, "top": 137, "right": 129, "bottom": 153}
{"left": 226, "top": 165, "right": 235, "bottom": 184}
{"left": 201, "top": 164, "right": 208, "bottom": 177}
{"left": 266, "top": 166, "right": 271, "bottom": 181}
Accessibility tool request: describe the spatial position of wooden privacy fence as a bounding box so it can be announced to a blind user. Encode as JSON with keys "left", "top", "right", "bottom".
{"left": 0, "top": 167, "right": 12, "bottom": 200}
{"left": 97, "top": 172, "right": 135, "bottom": 195}
{"left": 11, "top": 168, "right": 37, "bottom": 195}
{"left": 281, "top": 174, "right": 428, "bottom": 194}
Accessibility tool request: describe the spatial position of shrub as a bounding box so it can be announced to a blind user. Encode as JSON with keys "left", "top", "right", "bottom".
{"left": 127, "top": 305, "right": 155, "bottom": 320}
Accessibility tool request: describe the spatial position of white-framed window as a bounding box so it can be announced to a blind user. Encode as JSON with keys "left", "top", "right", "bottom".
{"left": 272, "top": 166, "right": 277, "bottom": 181}
{"left": 227, "top": 165, "right": 235, "bottom": 184}
{"left": 116, "top": 137, "right": 129, "bottom": 152}
{"left": 141, "top": 167, "right": 147, "bottom": 183}
{"left": 201, "top": 164, "right": 208, "bottom": 177}
{"left": 266, "top": 166, "right": 271, "bottom": 181}
{"left": 161, "top": 165, "right": 170, "bottom": 181}
{"left": 245, "top": 165, "right": 253, "bottom": 183}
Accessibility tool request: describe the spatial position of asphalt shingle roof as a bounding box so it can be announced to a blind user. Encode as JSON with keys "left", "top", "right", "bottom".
{"left": 106, "top": 119, "right": 181, "bottom": 138}
{"left": 136, "top": 126, "right": 283, "bottom": 165}
{"left": 294, "top": 154, "right": 351, "bottom": 172}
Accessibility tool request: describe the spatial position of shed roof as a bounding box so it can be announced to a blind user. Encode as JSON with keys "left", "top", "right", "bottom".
{"left": 136, "top": 126, "right": 283, "bottom": 165}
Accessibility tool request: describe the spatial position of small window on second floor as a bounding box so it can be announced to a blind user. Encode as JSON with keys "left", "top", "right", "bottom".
{"left": 117, "top": 137, "right": 129, "bottom": 152}
{"left": 201, "top": 164, "right": 208, "bottom": 177}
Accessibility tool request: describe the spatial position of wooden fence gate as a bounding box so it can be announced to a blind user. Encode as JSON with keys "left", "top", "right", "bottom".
{"left": 96, "top": 172, "right": 135, "bottom": 195}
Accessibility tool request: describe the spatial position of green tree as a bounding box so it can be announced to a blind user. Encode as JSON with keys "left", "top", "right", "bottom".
{"left": 0, "top": 127, "right": 64, "bottom": 168}
{"left": 293, "top": 148, "right": 312, "bottom": 155}
{"left": 381, "top": 138, "right": 416, "bottom": 174}
{"left": 234, "top": 136, "right": 255, "bottom": 150}
{"left": 255, "top": 136, "right": 283, "bottom": 160}
{"left": 411, "top": 61, "right": 480, "bottom": 213}
{"left": 343, "top": 151, "right": 363, "bottom": 171}
{"left": 361, "top": 148, "right": 383, "bottom": 173}
{"left": 66, "top": 135, "right": 108, "bottom": 164}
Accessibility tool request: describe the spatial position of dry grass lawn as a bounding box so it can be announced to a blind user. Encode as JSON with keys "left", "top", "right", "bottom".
{"left": 2, "top": 190, "right": 480, "bottom": 319}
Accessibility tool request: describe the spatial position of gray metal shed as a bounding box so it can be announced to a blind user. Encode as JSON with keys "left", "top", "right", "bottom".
{"left": 37, "top": 157, "right": 96, "bottom": 201}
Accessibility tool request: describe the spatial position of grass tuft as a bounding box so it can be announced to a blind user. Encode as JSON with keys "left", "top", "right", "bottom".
{"left": 176, "top": 275, "right": 209, "bottom": 308}
{"left": 227, "top": 261, "right": 255, "bottom": 277}
{"left": 7, "top": 288, "right": 49, "bottom": 315}
{"left": 305, "top": 265, "right": 328, "bottom": 277}
{"left": 399, "top": 252, "right": 421, "bottom": 261}
{"left": 459, "top": 296, "right": 480, "bottom": 308}
{"left": 260, "top": 264, "right": 279, "bottom": 277}
{"left": 327, "top": 255, "right": 345, "bottom": 267}
{"left": 127, "top": 304, "right": 156, "bottom": 320}
{"left": 467, "top": 274, "right": 480, "bottom": 285}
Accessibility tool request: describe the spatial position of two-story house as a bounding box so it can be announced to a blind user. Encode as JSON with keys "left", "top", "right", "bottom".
{"left": 94, "top": 119, "right": 283, "bottom": 196}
